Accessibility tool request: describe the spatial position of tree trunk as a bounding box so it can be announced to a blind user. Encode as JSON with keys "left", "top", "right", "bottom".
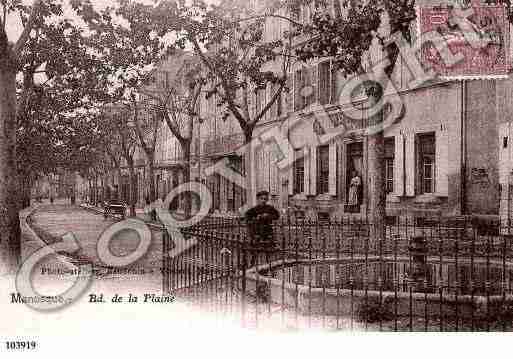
{"left": 127, "top": 160, "right": 137, "bottom": 217}
{"left": 22, "top": 175, "right": 32, "bottom": 209}
{"left": 0, "top": 62, "right": 21, "bottom": 274}
{"left": 181, "top": 139, "right": 192, "bottom": 219}
{"left": 243, "top": 131, "right": 256, "bottom": 208}
{"left": 146, "top": 157, "right": 156, "bottom": 203}
{"left": 102, "top": 172, "right": 108, "bottom": 203}
{"left": 94, "top": 174, "right": 99, "bottom": 206}
{"left": 116, "top": 167, "right": 122, "bottom": 199}
{"left": 367, "top": 93, "right": 386, "bottom": 243}
{"left": 88, "top": 178, "right": 91, "bottom": 203}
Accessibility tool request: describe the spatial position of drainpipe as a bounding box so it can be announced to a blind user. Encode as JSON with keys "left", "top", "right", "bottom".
{"left": 461, "top": 80, "right": 467, "bottom": 215}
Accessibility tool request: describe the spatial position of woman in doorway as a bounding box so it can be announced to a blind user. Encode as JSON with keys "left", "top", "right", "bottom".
{"left": 348, "top": 171, "right": 361, "bottom": 213}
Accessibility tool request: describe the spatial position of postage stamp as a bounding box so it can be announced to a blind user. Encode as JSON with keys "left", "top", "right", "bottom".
{"left": 419, "top": 1, "right": 511, "bottom": 79}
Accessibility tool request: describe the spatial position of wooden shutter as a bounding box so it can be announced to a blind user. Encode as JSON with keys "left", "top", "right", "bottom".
{"left": 328, "top": 142, "right": 337, "bottom": 196}
{"left": 309, "top": 146, "right": 316, "bottom": 195}
{"left": 394, "top": 134, "right": 405, "bottom": 196}
{"left": 269, "top": 83, "right": 276, "bottom": 120}
{"left": 309, "top": 65, "right": 317, "bottom": 106}
{"left": 270, "top": 149, "right": 278, "bottom": 195}
{"left": 499, "top": 122, "right": 511, "bottom": 185}
{"left": 260, "top": 148, "right": 265, "bottom": 191}
{"left": 405, "top": 133, "right": 416, "bottom": 196}
{"left": 286, "top": 73, "right": 293, "bottom": 113}
{"left": 294, "top": 69, "right": 302, "bottom": 111}
{"left": 435, "top": 130, "right": 449, "bottom": 197}
{"left": 303, "top": 146, "right": 315, "bottom": 194}
{"left": 331, "top": 61, "right": 338, "bottom": 104}
{"left": 264, "top": 149, "right": 270, "bottom": 191}
{"left": 289, "top": 150, "right": 295, "bottom": 195}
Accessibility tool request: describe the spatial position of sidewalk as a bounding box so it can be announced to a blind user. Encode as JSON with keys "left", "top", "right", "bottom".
{"left": 22, "top": 202, "right": 164, "bottom": 293}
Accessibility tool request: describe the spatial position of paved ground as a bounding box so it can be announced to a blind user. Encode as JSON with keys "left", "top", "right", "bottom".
{"left": 25, "top": 199, "right": 164, "bottom": 294}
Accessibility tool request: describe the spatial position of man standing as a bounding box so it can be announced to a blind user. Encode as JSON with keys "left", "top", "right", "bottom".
{"left": 244, "top": 190, "right": 280, "bottom": 266}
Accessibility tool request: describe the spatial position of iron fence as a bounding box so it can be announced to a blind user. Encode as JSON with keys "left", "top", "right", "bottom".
{"left": 161, "top": 216, "right": 513, "bottom": 331}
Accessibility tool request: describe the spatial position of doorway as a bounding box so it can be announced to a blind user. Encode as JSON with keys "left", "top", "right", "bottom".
{"left": 346, "top": 142, "right": 363, "bottom": 212}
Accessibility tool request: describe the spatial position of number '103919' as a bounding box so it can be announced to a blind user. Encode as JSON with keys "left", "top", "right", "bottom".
{"left": 6, "top": 341, "right": 37, "bottom": 350}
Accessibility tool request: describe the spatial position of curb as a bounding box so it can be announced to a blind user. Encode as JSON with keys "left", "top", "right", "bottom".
{"left": 22, "top": 205, "right": 78, "bottom": 271}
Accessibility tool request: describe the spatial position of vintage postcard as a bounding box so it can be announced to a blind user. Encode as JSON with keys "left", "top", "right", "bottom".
{"left": 0, "top": 0, "right": 512, "bottom": 357}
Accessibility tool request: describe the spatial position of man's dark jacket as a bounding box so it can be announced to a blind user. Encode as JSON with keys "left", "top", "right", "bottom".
{"left": 244, "top": 204, "right": 280, "bottom": 241}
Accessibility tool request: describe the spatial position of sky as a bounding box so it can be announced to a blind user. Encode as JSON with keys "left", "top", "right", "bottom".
{"left": 4, "top": 0, "right": 155, "bottom": 42}
{"left": 4, "top": 0, "right": 217, "bottom": 41}
{"left": 5, "top": 0, "right": 100, "bottom": 41}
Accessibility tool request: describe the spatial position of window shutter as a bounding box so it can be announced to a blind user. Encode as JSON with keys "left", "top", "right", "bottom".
{"left": 270, "top": 150, "right": 278, "bottom": 195}
{"left": 288, "top": 152, "right": 294, "bottom": 195}
{"left": 255, "top": 147, "right": 261, "bottom": 191}
{"left": 328, "top": 142, "right": 337, "bottom": 196}
{"left": 309, "top": 146, "right": 317, "bottom": 195}
{"left": 330, "top": 62, "right": 337, "bottom": 104}
{"left": 294, "top": 70, "right": 302, "bottom": 111}
{"left": 394, "top": 134, "right": 404, "bottom": 196}
{"left": 260, "top": 148, "right": 265, "bottom": 191}
{"left": 435, "top": 130, "right": 449, "bottom": 196}
{"left": 269, "top": 83, "right": 276, "bottom": 120}
{"left": 264, "top": 84, "right": 270, "bottom": 122}
{"left": 286, "top": 73, "right": 293, "bottom": 113}
{"left": 303, "top": 147, "right": 310, "bottom": 194}
{"left": 309, "top": 65, "right": 317, "bottom": 106}
{"left": 499, "top": 123, "right": 510, "bottom": 185}
{"left": 405, "top": 133, "right": 416, "bottom": 196}
{"left": 264, "top": 150, "right": 270, "bottom": 191}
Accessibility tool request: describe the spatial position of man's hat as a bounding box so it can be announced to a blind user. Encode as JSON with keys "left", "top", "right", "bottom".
{"left": 256, "top": 190, "right": 269, "bottom": 198}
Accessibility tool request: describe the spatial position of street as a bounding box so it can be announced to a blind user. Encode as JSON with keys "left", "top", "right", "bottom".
{"left": 23, "top": 200, "right": 164, "bottom": 294}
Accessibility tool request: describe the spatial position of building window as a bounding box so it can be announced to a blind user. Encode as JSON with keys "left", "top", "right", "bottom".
{"left": 385, "top": 137, "right": 395, "bottom": 194}
{"left": 293, "top": 149, "right": 304, "bottom": 194}
{"left": 317, "top": 145, "right": 329, "bottom": 194}
{"left": 417, "top": 133, "right": 436, "bottom": 194}
{"left": 292, "top": 61, "right": 335, "bottom": 111}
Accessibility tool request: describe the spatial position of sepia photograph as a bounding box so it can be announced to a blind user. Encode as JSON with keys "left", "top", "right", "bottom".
{"left": 1, "top": 0, "right": 513, "bottom": 356}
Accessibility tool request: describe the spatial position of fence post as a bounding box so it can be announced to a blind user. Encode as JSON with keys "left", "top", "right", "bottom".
{"left": 240, "top": 229, "right": 247, "bottom": 328}
{"left": 162, "top": 228, "right": 169, "bottom": 294}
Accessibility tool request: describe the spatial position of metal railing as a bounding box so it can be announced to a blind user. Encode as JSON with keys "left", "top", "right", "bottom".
{"left": 161, "top": 216, "right": 513, "bottom": 331}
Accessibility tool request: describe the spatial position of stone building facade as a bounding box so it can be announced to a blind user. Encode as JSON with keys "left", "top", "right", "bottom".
{"left": 118, "top": 2, "right": 513, "bottom": 224}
